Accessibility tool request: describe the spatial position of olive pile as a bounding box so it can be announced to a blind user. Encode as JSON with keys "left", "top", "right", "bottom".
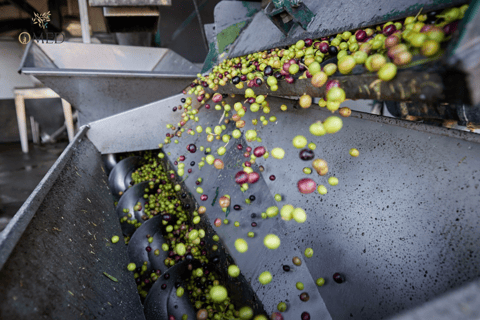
{"left": 114, "top": 152, "right": 262, "bottom": 319}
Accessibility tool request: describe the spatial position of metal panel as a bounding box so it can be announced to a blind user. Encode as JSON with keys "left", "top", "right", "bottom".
{"left": 26, "top": 42, "right": 167, "bottom": 71}
{"left": 19, "top": 42, "right": 199, "bottom": 125}
{"left": 228, "top": 0, "right": 469, "bottom": 57}
{"left": 89, "top": 0, "right": 170, "bottom": 6}
{"left": 388, "top": 278, "right": 480, "bottom": 320}
{"left": 86, "top": 93, "right": 201, "bottom": 154}
{"left": 211, "top": 70, "right": 467, "bottom": 104}
{"left": 90, "top": 93, "right": 480, "bottom": 318}
{"left": 29, "top": 73, "right": 195, "bottom": 125}
{"left": 0, "top": 128, "right": 145, "bottom": 320}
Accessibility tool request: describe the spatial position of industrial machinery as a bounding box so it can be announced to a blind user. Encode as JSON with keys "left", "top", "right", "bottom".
{"left": 1, "top": 0, "right": 480, "bottom": 320}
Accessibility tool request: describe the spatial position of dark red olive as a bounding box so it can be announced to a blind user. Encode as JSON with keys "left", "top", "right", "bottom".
{"left": 187, "top": 144, "right": 197, "bottom": 153}
{"left": 146, "top": 246, "right": 151, "bottom": 252}
{"left": 269, "top": 175, "right": 276, "bottom": 181}
{"left": 179, "top": 155, "right": 185, "bottom": 161}
{"left": 299, "top": 149, "right": 314, "bottom": 161}
{"left": 356, "top": 30, "right": 367, "bottom": 42}
{"left": 248, "top": 97, "right": 255, "bottom": 104}
{"left": 164, "top": 273, "right": 170, "bottom": 279}
{"left": 300, "top": 292, "right": 310, "bottom": 302}
{"left": 244, "top": 152, "right": 250, "bottom": 158}
{"left": 205, "top": 104, "right": 210, "bottom": 109}
{"left": 301, "top": 312, "right": 311, "bottom": 320}
{"left": 235, "top": 171, "right": 249, "bottom": 184}
{"left": 172, "top": 107, "right": 177, "bottom": 112}
{"left": 240, "top": 75, "right": 247, "bottom": 81}
{"left": 248, "top": 172, "right": 260, "bottom": 184}
{"left": 304, "top": 38, "right": 313, "bottom": 46}
{"left": 383, "top": 24, "right": 396, "bottom": 36}
{"left": 161, "top": 283, "right": 167, "bottom": 290}
{"left": 444, "top": 21, "right": 458, "bottom": 35}
{"left": 244, "top": 161, "right": 251, "bottom": 167}
{"left": 200, "top": 194, "right": 208, "bottom": 201}
{"left": 319, "top": 42, "right": 329, "bottom": 54}
{"left": 246, "top": 146, "right": 252, "bottom": 152}
{"left": 163, "top": 214, "right": 171, "bottom": 221}
{"left": 251, "top": 222, "right": 257, "bottom": 227}
{"left": 285, "top": 75, "right": 294, "bottom": 84}
{"left": 333, "top": 273, "right": 345, "bottom": 283}
{"left": 237, "top": 144, "right": 243, "bottom": 150}
{"left": 234, "top": 204, "right": 241, "bottom": 210}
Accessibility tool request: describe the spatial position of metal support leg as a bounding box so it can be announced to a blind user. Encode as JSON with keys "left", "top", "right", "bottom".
{"left": 78, "top": 0, "right": 91, "bottom": 44}
{"left": 61, "top": 99, "right": 75, "bottom": 142}
{"left": 14, "top": 94, "right": 29, "bottom": 153}
{"left": 30, "top": 116, "right": 40, "bottom": 144}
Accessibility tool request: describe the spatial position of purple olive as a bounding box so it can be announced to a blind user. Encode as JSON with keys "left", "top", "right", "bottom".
{"left": 333, "top": 273, "right": 345, "bottom": 283}
{"left": 299, "top": 149, "right": 314, "bottom": 161}
{"left": 264, "top": 66, "right": 273, "bottom": 76}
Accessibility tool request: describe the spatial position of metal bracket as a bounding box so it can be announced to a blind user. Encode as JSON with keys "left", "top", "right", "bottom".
{"left": 264, "top": 0, "right": 314, "bottom": 35}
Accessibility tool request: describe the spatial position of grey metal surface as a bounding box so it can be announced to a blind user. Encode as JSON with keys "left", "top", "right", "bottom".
{"left": 21, "top": 42, "right": 199, "bottom": 73}
{"left": 214, "top": 1, "right": 261, "bottom": 34}
{"left": 87, "top": 93, "right": 201, "bottom": 154}
{"left": 92, "top": 93, "right": 480, "bottom": 318}
{"left": 0, "top": 127, "right": 88, "bottom": 270}
{"left": 0, "top": 129, "right": 145, "bottom": 320}
{"left": 89, "top": 0, "right": 170, "bottom": 6}
{"left": 228, "top": 0, "right": 469, "bottom": 57}
{"left": 19, "top": 42, "right": 199, "bottom": 125}
{"left": 35, "top": 74, "right": 194, "bottom": 125}
{"left": 388, "top": 278, "right": 480, "bottom": 320}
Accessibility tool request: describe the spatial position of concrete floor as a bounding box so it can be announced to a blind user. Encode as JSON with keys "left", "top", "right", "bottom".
{"left": 0, "top": 142, "right": 67, "bottom": 231}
